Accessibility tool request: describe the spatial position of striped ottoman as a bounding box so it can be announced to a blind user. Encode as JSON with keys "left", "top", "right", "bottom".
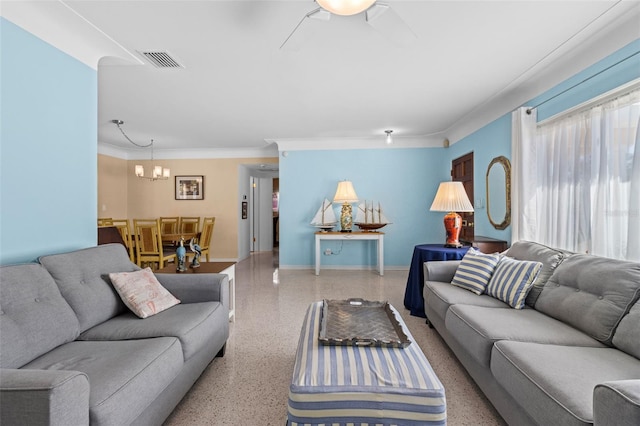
{"left": 287, "top": 301, "right": 446, "bottom": 426}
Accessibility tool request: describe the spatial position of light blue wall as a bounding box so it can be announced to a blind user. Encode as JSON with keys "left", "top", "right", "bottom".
{"left": 0, "top": 18, "right": 98, "bottom": 265}
{"left": 442, "top": 116, "right": 512, "bottom": 243}
{"left": 533, "top": 39, "right": 640, "bottom": 121}
{"left": 281, "top": 39, "right": 640, "bottom": 268}
{"left": 443, "top": 38, "right": 640, "bottom": 246}
{"left": 279, "top": 148, "right": 448, "bottom": 268}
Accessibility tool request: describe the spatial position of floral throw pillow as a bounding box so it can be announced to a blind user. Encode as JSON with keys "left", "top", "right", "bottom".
{"left": 109, "top": 268, "right": 180, "bottom": 318}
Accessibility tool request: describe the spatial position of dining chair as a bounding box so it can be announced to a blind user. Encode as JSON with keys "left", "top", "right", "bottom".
{"left": 98, "top": 218, "right": 113, "bottom": 226}
{"left": 160, "top": 216, "right": 180, "bottom": 249}
{"left": 111, "top": 219, "right": 135, "bottom": 263}
{"left": 179, "top": 216, "right": 201, "bottom": 235}
{"left": 197, "top": 217, "right": 215, "bottom": 262}
{"left": 160, "top": 217, "right": 179, "bottom": 234}
{"left": 133, "top": 218, "right": 175, "bottom": 270}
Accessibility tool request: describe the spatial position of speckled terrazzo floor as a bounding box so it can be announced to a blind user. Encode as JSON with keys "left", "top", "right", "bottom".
{"left": 163, "top": 250, "right": 506, "bottom": 426}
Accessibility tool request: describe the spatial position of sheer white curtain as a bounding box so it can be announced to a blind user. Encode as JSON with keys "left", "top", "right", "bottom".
{"left": 513, "top": 89, "right": 640, "bottom": 261}
{"left": 511, "top": 107, "right": 538, "bottom": 243}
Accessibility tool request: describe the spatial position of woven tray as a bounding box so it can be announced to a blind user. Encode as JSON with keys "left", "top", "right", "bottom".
{"left": 319, "top": 299, "right": 411, "bottom": 348}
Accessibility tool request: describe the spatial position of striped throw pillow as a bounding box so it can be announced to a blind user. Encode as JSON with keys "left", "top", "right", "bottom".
{"left": 451, "top": 250, "right": 501, "bottom": 295}
{"left": 486, "top": 257, "right": 543, "bottom": 309}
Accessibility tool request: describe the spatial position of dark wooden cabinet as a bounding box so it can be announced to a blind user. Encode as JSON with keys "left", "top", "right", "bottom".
{"left": 462, "top": 236, "right": 508, "bottom": 254}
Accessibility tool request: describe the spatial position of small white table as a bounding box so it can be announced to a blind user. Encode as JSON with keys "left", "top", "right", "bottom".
{"left": 314, "top": 231, "right": 384, "bottom": 276}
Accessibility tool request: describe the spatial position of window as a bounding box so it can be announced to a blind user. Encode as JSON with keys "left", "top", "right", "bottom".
{"left": 513, "top": 87, "right": 639, "bottom": 261}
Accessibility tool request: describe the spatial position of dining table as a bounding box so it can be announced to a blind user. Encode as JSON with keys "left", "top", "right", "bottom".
{"left": 161, "top": 232, "right": 200, "bottom": 243}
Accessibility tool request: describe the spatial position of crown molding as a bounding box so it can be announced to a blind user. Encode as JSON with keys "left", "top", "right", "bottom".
{"left": 1, "top": 0, "right": 141, "bottom": 69}
{"left": 444, "top": 1, "right": 640, "bottom": 145}
{"left": 271, "top": 134, "right": 445, "bottom": 152}
{"left": 98, "top": 142, "right": 279, "bottom": 160}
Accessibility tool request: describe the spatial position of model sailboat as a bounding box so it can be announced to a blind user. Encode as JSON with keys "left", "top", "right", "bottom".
{"left": 354, "top": 200, "right": 391, "bottom": 231}
{"left": 310, "top": 198, "right": 337, "bottom": 232}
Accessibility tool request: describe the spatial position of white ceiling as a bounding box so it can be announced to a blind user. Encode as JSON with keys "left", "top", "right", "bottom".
{"left": 3, "top": 1, "right": 640, "bottom": 159}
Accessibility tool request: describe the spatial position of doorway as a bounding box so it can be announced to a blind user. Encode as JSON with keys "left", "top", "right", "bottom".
{"left": 451, "top": 152, "right": 474, "bottom": 242}
{"left": 250, "top": 176, "right": 274, "bottom": 252}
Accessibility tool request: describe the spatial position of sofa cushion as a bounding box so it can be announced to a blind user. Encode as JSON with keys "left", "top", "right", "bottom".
{"left": 0, "top": 264, "right": 80, "bottom": 368}
{"left": 535, "top": 254, "right": 640, "bottom": 346}
{"left": 424, "top": 281, "right": 510, "bottom": 322}
{"left": 39, "top": 244, "right": 140, "bottom": 333}
{"left": 505, "top": 240, "right": 569, "bottom": 307}
{"left": 485, "top": 257, "right": 542, "bottom": 309}
{"left": 109, "top": 268, "right": 180, "bottom": 318}
{"left": 594, "top": 380, "right": 640, "bottom": 426}
{"left": 445, "top": 304, "right": 604, "bottom": 368}
{"left": 23, "top": 337, "right": 183, "bottom": 426}
{"left": 612, "top": 299, "right": 640, "bottom": 359}
{"left": 79, "top": 301, "right": 227, "bottom": 361}
{"left": 451, "top": 250, "right": 501, "bottom": 295}
{"left": 492, "top": 341, "right": 640, "bottom": 426}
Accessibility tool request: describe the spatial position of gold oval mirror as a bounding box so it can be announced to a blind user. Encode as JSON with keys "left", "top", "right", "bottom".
{"left": 486, "top": 156, "right": 511, "bottom": 230}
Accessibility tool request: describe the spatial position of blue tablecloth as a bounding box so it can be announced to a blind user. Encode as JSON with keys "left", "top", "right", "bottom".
{"left": 404, "top": 244, "right": 469, "bottom": 317}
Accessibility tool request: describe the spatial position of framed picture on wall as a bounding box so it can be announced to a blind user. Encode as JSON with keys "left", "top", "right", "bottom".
{"left": 175, "top": 176, "right": 204, "bottom": 200}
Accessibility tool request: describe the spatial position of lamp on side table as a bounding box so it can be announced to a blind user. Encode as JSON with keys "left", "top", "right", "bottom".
{"left": 430, "top": 181, "right": 474, "bottom": 248}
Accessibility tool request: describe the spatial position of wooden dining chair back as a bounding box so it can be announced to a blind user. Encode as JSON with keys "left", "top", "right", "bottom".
{"left": 133, "top": 219, "right": 174, "bottom": 270}
{"left": 179, "top": 216, "right": 201, "bottom": 234}
{"left": 160, "top": 217, "right": 179, "bottom": 234}
{"left": 98, "top": 218, "right": 113, "bottom": 226}
{"left": 111, "top": 219, "right": 135, "bottom": 262}
{"left": 198, "top": 217, "right": 215, "bottom": 262}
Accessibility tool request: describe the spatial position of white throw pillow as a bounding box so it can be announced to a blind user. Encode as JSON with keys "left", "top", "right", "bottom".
{"left": 109, "top": 268, "right": 180, "bottom": 318}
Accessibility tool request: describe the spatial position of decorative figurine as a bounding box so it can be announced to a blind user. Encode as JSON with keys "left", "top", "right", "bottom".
{"left": 176, "top": 237, "right": 187, "bottom": 272}
{"left": 189, "top": 237, "right": 202, "bottom": 268}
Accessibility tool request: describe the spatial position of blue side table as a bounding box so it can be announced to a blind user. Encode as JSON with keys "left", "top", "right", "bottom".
{"left": 403, "top": 244, "right": 469, "bottom": 318}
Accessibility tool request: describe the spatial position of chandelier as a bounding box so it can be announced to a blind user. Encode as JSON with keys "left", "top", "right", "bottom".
{"left": 111, "top": 120, "right": 170, "bottom": 181}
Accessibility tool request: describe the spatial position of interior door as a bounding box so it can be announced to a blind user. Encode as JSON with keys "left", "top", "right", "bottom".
{"left": 451, "top": 152, "right": 474, "bottom": 242}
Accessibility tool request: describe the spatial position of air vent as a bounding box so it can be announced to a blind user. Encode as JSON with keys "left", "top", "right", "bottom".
{"left": 138, "top": 51, "right": 184, "bottom": 69}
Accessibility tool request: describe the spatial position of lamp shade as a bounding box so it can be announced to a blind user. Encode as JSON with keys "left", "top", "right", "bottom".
{"left": 333, "top": 181, "right": 359, "bottom": 203}
{"left": 430, "top": 181, "right": 474, "bottom": 212}
{"left": 316, "top": 0, "right": 376, "bottom": 15}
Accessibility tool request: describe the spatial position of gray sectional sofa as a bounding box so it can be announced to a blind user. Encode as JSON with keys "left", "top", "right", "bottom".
{"left": 423, "top": 240, "right": 640, "bottom": 426}
{"left": 0, "top": 244, "right": 230, "bottom": 425}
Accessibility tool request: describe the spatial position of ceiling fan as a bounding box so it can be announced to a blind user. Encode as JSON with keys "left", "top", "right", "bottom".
{"left": 280, "top": 0, "right": 416, "bottom": 50}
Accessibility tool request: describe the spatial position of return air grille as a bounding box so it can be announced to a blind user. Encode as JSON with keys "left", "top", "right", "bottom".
{"left": 138, "top": 51, "right": 184, "bottom": 68}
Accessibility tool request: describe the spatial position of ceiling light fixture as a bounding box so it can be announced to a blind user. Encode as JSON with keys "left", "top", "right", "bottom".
{"left": 111, "top": 120, "right": 170, "bottom": 181}
{"left": 385, "top": 130, "right": 393, "bottom": 144}
{"left": 316, "top": 0, "right": 376, "bottom": 16}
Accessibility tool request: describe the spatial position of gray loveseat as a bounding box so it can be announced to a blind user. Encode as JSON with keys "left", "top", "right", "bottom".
{"left": 0, "top": 244, "right": 229, "bottom": 425}
{"left": 423, "top": 240, "right": 640, "bottom": 426}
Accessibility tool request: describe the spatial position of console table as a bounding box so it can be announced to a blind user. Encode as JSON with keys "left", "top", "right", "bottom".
{"left": 403, "top": 244, "right": 469, "bottom": 318}
{"left": 314, "top": 232, "right": 384, "bottom": 276}
{"left": 462, "top": 236, "right": 508, "bottom": 254}
{"left": 157, "top": 262, "right": 236, "bottom": 322}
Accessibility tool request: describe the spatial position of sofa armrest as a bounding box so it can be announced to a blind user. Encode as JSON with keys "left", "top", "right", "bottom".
{"left": 155, "top": 273, "right": 229, "bottom": 309}
{"left": 594, "top": 380, "right": 640, "bottom": 426}
{"left": 1, "top": 368, "right": 89, "bottom": 426}
{"left": 423, "top": 260, "right": 461, "bottom": 283}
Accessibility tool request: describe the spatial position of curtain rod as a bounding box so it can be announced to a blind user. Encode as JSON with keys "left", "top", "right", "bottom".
{"left": 526, "top": 50, "right": 640, "bottom": 115}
